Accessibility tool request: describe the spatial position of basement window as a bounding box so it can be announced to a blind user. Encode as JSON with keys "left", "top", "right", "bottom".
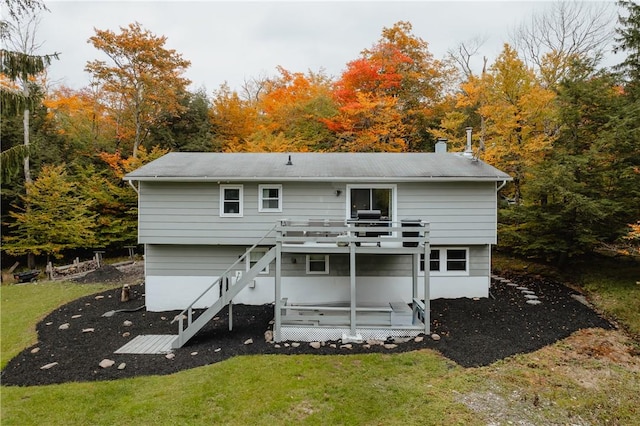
{"left": 420, "top": 248, "right": 468, "bottom": 275}
{"left": 306, "top": 254, "right": 329, "bottom": 274}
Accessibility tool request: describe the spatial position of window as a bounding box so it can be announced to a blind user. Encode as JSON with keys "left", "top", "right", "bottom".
{"left": 306, "top": 254, "right": 329, "bottom": 274}
{"left": 258, "top": 185, "right": 282, "bottom": 212}
{"left": 348, "top": 186, "right": 394, "bottom": 219}
{"left": 220, "top": 185, "right": 243, "bottom": 217}
{"left": 420, "top": 248, "right": 468, "bottom": 274}
{"left": 247, "top": 248, "right": 269, "bottom": 274}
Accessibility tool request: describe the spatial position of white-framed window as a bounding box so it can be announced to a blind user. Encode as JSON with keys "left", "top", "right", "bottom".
{"left": 420, "top": 248, "right": 469, "bottom": 275}
{"left": 247, "top": 248, "right": 269, "bottom": 274}
{"left": 258, "top": 184, "right": 283, "bottom": 212}
{"left": 220, "top": 184, "right": 243, "bottom": 217}
{"left": 306, "top": 254, "right": 329, "bottom": 274}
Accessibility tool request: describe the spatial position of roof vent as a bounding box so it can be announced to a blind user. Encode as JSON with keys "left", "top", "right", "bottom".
{"left": 435, "top": 138, "right": 448, "bottom": 153}
{"left": 286, "top": 155, "right": 293, "bottom": 166}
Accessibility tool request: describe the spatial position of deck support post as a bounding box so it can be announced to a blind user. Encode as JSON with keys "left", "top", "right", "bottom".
{"left": 274, "top": 241, "right": 282, "bottom": 342}
{"left": 423, "top": 229, "right": 430, "bottom": 334}
{"left": 349, "top": 241, "right": 357, "bottom": 337}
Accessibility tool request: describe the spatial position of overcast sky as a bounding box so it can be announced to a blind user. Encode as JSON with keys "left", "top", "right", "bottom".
{"left": 35, "top": 1, "right": 619, "bottom": 92}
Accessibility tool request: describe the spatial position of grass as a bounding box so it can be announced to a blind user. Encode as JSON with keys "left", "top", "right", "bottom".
{"left": 0, "top": 281, "right": 118, "bottom": 369}
{"left": 2, "top": 257, "right": 639, "bottom": 425}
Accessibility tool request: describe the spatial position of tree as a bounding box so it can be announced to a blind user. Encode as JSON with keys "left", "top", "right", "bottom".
{"left": 614, "top": 0, "right": 640, "bottom": 98}
{"left": 0, "top": 0, "right": 58, "bottom": 183}
{"left": 2, "top": 164, "right": 96, "bottom": 262}
{"left": 328, "top": 21, "right": 455, "bottom": 152}
{"left": 500, "top": 62, "right": 639, "bottom": 264}
{"left": 86, "top": 22, "right": 191, "bottom": 157}
{"left": 510, "top": 1, "right": 615, "bottom": 86}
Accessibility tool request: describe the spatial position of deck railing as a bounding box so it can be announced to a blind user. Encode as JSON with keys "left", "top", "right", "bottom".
{"left": 276, "top": 219, "right": 428, "bottom": 247}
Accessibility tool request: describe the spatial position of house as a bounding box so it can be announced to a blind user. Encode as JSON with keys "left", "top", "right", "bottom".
{"left": 124, "top": 148, "right": 511, "bottom": 347}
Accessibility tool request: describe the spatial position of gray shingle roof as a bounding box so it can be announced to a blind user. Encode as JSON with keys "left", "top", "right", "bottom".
{"left": 124, "top": 152, "right": 512, "bottom": 182}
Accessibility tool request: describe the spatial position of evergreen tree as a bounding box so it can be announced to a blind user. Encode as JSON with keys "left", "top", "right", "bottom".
{"left": 3, "top": 165, "right": 97, "bottom": 262}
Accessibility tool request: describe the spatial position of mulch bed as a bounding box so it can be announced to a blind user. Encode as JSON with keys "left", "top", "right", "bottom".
{"left": 1, "top": 273, "right": 613, "bottom": 386}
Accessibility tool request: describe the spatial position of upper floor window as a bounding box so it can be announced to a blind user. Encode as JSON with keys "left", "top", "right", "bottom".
{"left": 259, "top": 184, "right": 282, "bottom": 212}
{"left": 347, "top": 185, "right": 395, "bottom": 219}
{"left": 220, "top": 185, "right": 243, "bottom": 217}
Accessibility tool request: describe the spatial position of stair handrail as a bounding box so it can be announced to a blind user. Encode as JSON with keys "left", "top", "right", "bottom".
{"left": 171, "top": 223, "right": 279, "bottom": 325}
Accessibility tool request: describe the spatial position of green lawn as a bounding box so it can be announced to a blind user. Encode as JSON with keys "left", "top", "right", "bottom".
{"left": 2, "top": 258, "right": 639, "bottom": 425}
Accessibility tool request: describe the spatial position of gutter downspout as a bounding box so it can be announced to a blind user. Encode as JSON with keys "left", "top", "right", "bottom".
{"left": 496, "top": 180, "right": 507, "bottom": 192}
{"left": 128, "top": 180, "right": 139, "bottom": 195}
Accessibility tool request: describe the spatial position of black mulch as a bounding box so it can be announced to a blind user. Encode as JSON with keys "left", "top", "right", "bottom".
{"left": 1, "top": 273, "right": 613, "bottom": 386}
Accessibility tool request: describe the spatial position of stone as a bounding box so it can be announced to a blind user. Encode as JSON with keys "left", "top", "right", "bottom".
{"left": 507, "top": 283, "right": 518, "bottom": 287}
{"left": 414, "top": 336, "right": 424, "bottom": 343}
{"left": 310, "top": 341, "right": 321, "bottom": 349}
{"left": 165, "top": 353, "right": 175, "bottom": 359}
{"left": 330, "top": 344, "right": 337, "bottom": 349}
{"left": 117, "top": 363, "right": 126, "bottom": 370}
{"left": 291, "top": 342, "right": 300, "bottom": 348}
{"left": 58, "top": 323, "right": 70, "bottom": 330}
{"left": 525, "top": 294, "right": 539, "bottom": 299}
{"left": 392, "top": 337, "right": 411, "bottom": 344}
{"left": 82, "top": 328, "right": 95, "bottom": 333}
{"left": 122, "top": 320, "right": 133, "bottom": 327}
{"left": 45, "top": 322, "right": 53, "bottom": 326}
{"left": 40, "top": 362, "right": 58, "bottom": 370}
{"left": 516, "top": 286, "right": 528, "bottom": 291}
{"left": 284, "top": 343, "right": 290, "bottom": 347}
{"left": 527, "top": 300, "right": 542, "bottom": 305}
{"left": 522, "top": 290, "right": 535, "bottom": 295}
{"left": 362, "top": 344, "right": 371, "bottom": 349}
{"left": 161, "top": 316, "right": 167, "bottom": 321}
{"left": 99, "top": 359, "right": 115, "bottom": 368}
{"left": 31, "top": 347, "right": 40, "bottom": 354}
{"left": 384, "top": 344, "right": 398, "bottom": 349}
{"left": 95, "top": 295, "right": 104, "bottom": 300}
{"left": 340, "top": 344, "right": 353, "bottom": 350}
{"left": 213, "top": 316, "right": 220, "bottom": 321}
{"left": 71, "top": 314, "right": 82, "bottom": 319}
{"left": 244, "top": 338, "right": 253, "bottom": 345}
{"left": 190, "top": 352, "right": 198, "bottom": 356}
{"left": 273, "top": 344, "right": 281, "bottom": 349}
{"left": 431, "top": 333, "right": 441, "bottom": 341}
{"left": 269, "top": 319, "right": 275, "bottom": 325}
{"left": 264, "top": 330, "right": 273, "bottom": 342}
{"left": 173, "top": 314, "right": 187, "bottom": 322}
{"left": 122, "top": 332, "right": 130, "bottom": 337}
{"left": 366, "top": 339, "right": 384, "bottom": 346}
{"left": 214, "top": 348, "right": 222, "bottom": 352}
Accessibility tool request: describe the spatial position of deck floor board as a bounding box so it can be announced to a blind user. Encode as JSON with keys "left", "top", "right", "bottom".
{"left": 114, "top": 335, "right": 177, "bottom": 354}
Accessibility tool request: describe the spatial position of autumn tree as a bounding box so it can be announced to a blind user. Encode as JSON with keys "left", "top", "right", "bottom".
{"left": 210, "top": 83, "right": 260, "bottom": 151}
{"left": 328, "top": 21, "right": 454, "bottom": 152}
{"left": 455, "top": 45, "right": 557, "bottom": 202}
{"left": 2, "top": 164, "right": 97, "bottom": 262}
{"left": 86, "top": 22, "right": 191, "bottom": 157}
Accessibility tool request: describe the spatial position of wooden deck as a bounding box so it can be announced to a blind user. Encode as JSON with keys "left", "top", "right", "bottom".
{"left": 114, "top": 335, "right": 177, "bottom": 354}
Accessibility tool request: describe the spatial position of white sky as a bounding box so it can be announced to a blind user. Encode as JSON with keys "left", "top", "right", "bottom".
{"left": 34, "top": 0, "right": 620, "bottom": 93}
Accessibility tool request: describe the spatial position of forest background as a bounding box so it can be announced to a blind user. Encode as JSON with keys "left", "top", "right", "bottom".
{"left": 2, "top": 0, "right": 639, "bottom": 269}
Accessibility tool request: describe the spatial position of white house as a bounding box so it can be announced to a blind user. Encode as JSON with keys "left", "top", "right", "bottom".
{"left": 124, "top": 150, "right": 511, "bottom": 347}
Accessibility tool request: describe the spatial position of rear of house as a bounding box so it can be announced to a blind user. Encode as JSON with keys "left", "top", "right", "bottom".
{"left": 124, "top": 151, "right": 510, "bottom": 343}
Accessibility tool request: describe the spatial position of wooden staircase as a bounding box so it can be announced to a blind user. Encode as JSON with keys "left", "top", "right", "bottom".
{"left": 171, "top": 246, "right": 276, "bottom": 348}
